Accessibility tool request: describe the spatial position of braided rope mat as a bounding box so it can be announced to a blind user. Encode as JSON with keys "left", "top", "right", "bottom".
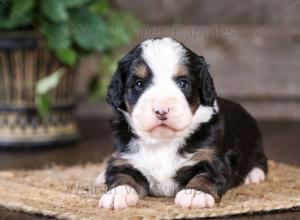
{"left": 0, "top": 161, "right": 299, "bottom": 220}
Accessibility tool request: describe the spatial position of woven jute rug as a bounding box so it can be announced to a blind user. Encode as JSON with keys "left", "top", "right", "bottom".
{"left": 0, "top": 160, "right": 299, "bottom": 220}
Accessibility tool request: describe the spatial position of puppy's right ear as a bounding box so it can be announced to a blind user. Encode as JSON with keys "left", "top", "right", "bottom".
{"left": 107, "top": 63, "right": 125, "bottom": 111}
{"left": 107, "top": 45, "right": 141, "bottom": 111}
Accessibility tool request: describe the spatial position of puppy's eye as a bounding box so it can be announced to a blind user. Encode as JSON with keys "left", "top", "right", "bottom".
{"left": 176, "top": 79, "right": 190, "bottom": 89}
{"left": 135, "top": 80, "right": 145, "bottom": 90}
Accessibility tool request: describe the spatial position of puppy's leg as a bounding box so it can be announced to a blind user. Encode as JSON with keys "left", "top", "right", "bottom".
{"left": 100, "top": 172, "right": 148, "bottom": 209}
{"left": 99, "top": 158, "right": 149, "bottom": 209}
{"left": 244, "top": 167, "right": 266, "bottom": 185}
{"left": 175, "top": 174, "right": 224, "bottom": 208}
{"left": 175, "top": 160, "right": 227, "bottom": 209}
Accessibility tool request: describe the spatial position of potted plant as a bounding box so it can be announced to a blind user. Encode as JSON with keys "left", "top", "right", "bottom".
{"left": 0, "top": 0, "right": 138, "bottom": 147}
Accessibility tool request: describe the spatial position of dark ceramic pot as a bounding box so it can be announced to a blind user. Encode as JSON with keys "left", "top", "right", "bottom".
{"left": 0, "top": 32, "right": 79, "bottom": 148}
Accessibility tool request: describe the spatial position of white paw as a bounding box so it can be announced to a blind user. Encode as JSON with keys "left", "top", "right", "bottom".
{"left": 244, "top": 167, "right": 266, "bottom": 185}
{"left": 99, "top": 185, "right": 139, "bottom": 209}
{"left": 175, "top": 189, "right": 215, "bottom": 208}
{"left": 95, "top": 171, "right": 105, "bottom": 186}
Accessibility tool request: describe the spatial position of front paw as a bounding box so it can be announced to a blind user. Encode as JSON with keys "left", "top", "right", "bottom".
{"left": 175, "top": 189, "right": 215, "bottom": 208}
{"left": 99, "top": 185, "right": 139, "bottom": 209}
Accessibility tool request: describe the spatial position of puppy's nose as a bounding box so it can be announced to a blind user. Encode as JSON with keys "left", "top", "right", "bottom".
{"left": 153, "top": 107, "right": 169, "bottom": 121}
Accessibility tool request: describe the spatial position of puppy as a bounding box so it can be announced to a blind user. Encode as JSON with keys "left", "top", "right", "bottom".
{"left": 99, "top": 37, "right": 268, "bottom": 209}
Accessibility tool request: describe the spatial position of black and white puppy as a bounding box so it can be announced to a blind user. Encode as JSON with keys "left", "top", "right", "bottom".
{"left": 99, "top": 37, "right": 268, "bottom": 209}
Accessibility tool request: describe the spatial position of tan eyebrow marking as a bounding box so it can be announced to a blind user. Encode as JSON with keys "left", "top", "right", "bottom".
{"left": 133, "top": 64, "right": 148, "bottom": 79}
{"left": 175, "top": 65, "right": 189, "bottom": 77}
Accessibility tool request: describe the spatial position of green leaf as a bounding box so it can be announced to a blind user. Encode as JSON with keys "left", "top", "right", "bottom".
{"left": 10, "top": 0, "right": 35, "bottom": 19}
{"left": 106, "top": 12, "right": 140, "bottom": 48}
{"left": 0, "top": 13, "right": 32, "bottom": 29}
{"left": 36, "top": 68, "right": 65, "bottom": 95}
{"left": 61, "top": 0, "right": 93, "bottom": 8}
{"left": 55, "top": 48, "right": 78, "bottom": 66}
{"left": 35, "top": 69, "right": 66, "bottom": 118}
{"left": 69, "top": 10, "right": 110, "bottom": 51}
{"left": 0, "top": 1, "right": 33, "bottom": 29}
{"left": 42, "top": 21, "right": 70, "bottom": 50}
{"left": 88, "top": 0, "right": 109, "bottom": 14}
{"left": 41, "top": 0, "right": 69, "bottom": 23}
{"left": 35, "top": 94, "right": 51, "bottom": 118}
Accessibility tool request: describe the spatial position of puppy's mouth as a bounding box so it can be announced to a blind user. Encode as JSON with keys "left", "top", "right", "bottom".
{"left": 148, "top": 123, "right": 179, "bottom": 132}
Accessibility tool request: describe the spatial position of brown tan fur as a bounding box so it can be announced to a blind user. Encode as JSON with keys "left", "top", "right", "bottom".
{"left": 189, "top": 148, "right": 215, "bottom": 163}
{"left": 110, "top": 153, "right": 129, "bottom": 167}
{"left": 107, "top": 153, "right": 148, "bottom": 197}
{"left": 175, "top": 65, "right": 189, "bottom": 77}
{"left": 124, "top": 95, "right": 133, "bottom": 113}
{"left": 190, "top": 99, "right": 200, "bottom": 114}
{"left": 109, "top": 173, "right": 147, "bottom": 197}
{"left": 133, "top": 64, "right": 148, "bottom": 79}
{"left": 186, "top": 175, "right": 221, "bottom": 202}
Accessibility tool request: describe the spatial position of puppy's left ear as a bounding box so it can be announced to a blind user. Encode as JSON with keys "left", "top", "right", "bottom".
{"left": 196, "top": 56, "right": 217, "bottom": 106}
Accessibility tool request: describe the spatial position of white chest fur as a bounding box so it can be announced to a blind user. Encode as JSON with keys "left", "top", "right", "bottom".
{"left": 122, "top": 139, "right": 195, "bottom": 197}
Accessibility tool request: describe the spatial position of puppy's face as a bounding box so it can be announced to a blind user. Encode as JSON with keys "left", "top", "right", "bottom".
{"left": 108, "top": 38, "right": 217, "bottom": 139}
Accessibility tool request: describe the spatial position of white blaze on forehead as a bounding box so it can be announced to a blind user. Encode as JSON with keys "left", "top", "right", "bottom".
{"left": 141, "top": 38, "right": 186, "bottom": 80}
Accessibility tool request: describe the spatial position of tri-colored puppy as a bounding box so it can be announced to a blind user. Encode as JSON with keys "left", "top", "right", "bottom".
{"left": 99, "top": 37, "right": 268, "bottom": 209}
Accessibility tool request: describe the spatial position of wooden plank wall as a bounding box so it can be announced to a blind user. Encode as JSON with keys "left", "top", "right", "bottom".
{"left": 77, "top": 0, "right": 300, "bottom": 120}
